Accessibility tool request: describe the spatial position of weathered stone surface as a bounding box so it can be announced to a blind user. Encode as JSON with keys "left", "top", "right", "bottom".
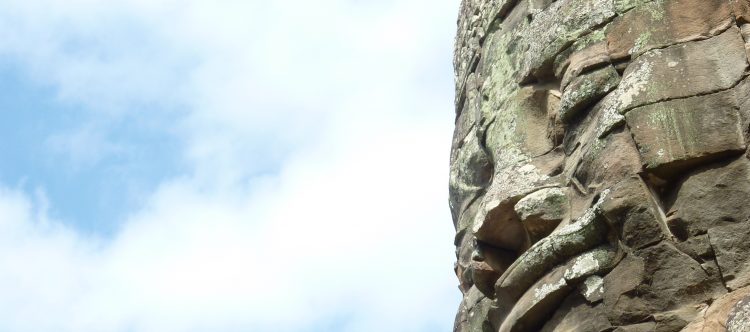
{"left": 674, "top": 234, "right": 714, "bottom": 261}
{"left": 473, "top": 83, "right": 565, "bottom": 248}
{"left": 683, "top": 286, "right": 750, "bottom": 331}
{"left": 560, "top": 41, "right": 610, "bottom": 89}
{"left": 514, "top": 187, "right": 568, "bottom": 244}
{"left": 601, "top": 242, "right": 726, "bottom": 328}
{"left": 568, "top": 128, "right": 643, "bottom": 192}
{"left": 475, "top": 241, "right": 517, "bottom": 274}
{"left": 497, "top": 246, "right": 618, "bottom": 332}
{"left": 653, "top": 305, "right": 706, "bottom": 332}
{"left": 667, "top": 157, "right": 750, "bottom": 238}
{"left": 742, "top": 24, "right": 750, "bottom": 60}
{"left": 483, "top": 87, "right": 561, "bottom": 162}
{"left": 637, "top": 242, "right": 725, "bottom": 309}
{"left": 710, "top": 222, "right": 750, "bottom": 291}
{"left": 602, "top": 254, "right": 648, "bottom": 325}
{"left": 450, "top": 73, "right": 492, "bottom": 231}
{"left": 600, "top": 176, "right": 668, "bottom": 249}
{"left": 554, "top": 31, "right": 609, "bottom": 80}
{"left": 593, "top": 27, "right": 749, "bottom": 138}
{"left": 457, "top": 232, "right": 477, "bottom": 292}
{"left": 478, "top": 46, "right": 563, "bottom": 219}
{"left": 728, "top": 295, "right": 750, "bottom": 332}
{"left": 471, "top": 260, "right": 502, "bottom": 298}
{"left": 457, "top": 287, "right": 496, "bottom": 332}
{"left": 472, "top": 164, "right": 557, "bottom": 250}
{"left": 559, "top": 65, "right": 620, "bottom": 122}
{"left": 580, "top": 275, "right": 604, "bottom": 303}
{"left": 540, "top": 294, "right": 612, "bottom": 332}
{"left": 450, "top": 127, "right": 493, "bottom": 228}
{"left": 494, "top": 196, "right": 610, "bottom": 303}
{"left": 616, "top": 27, "right": 747, "bottom": 115}
{"left": 455, "top": 0, "right": 522, "bottom": 110}
{"left": 735, "top": 76, "right": 750, "bottom": 143}
{"left": 516, "top": 0, "right": 616, "bottom": 83}
{"left": 606, "top": 0, "right": 734, "bottom": 60}
{"left": 452, "top": 0, "right": 750, "bottom": 330}
{"left": 613, "top": 322, "right": 656, "bottom": 332}
{"left": 731, "top": 0, "right": 750, "bottom": 24}
{"left": 625, "top": 90, "right": 747, "bottom": 176}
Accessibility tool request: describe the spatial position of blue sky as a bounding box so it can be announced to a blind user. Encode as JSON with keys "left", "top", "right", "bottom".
{"left": 0, "top": 0, "right": 460, "bottom": 331}
{"left": 0, "top": 62, "right": 185, "bottom": 234}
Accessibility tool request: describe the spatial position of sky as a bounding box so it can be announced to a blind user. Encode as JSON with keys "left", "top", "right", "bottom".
{"left": 0, "top": 0, "right": 461, "bottom": 331}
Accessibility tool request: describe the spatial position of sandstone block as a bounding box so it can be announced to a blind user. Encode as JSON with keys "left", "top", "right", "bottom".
{"left": 598, "top": 27, "right": 748, "bottom": 124}
{"left": 553, "top": 30, "right": 608, "bottom": 80}
{"left": 495, "top": 196, "right": 610, "bottom": 302}
{"left": 472, "top": 163, "right": 554, "bottom": 251}
{"left": 683, "top": 286, "right": 750, "bottom": 332}
{"left": 474, "top": 241, "right": 517, "bottom": 276}
{"left": 516, "top": 0, "right": 616, "bottom": 82}
{"left": 625, "top": 90, "right": 747, "bottom": 176}
{"left": 606, "top": 0, "right": 734, "bottom": 60}
{"left": 599, "top": 176, "right": 666, "bottom": 249}
{"left": 602, "top": 255, "right": 649, "bottom": 325}
{"left": 560, "top": 41, "right": 610, "bottom": 89}
{"left": 471, "top": 260, "right": 502, "bottom": 298}
{"left": 731, "top": 0, "right": 750, "bottom": 23}
{"left": 709, "top": 222, "right": 750, "bottom": 291}
{"left": 450, "top": 127, "right": 493, "bottom": 229}
{"left": 568, "top": 128, "right": 642, "bottom": 191}
{"left": 728, "top": 295, "right": 750, "bottom": 332}
{"left": 667, "top": 157, "right": 750, "bottom": 237}
{"left": 638, "top": 241, "right": 727, "bottom": 310}
{"left": 613, "top": 322, "right": 656, "bottom": 332}
{"left": 653, "top": 306, "right": 707, "bottom": 332}
{"left": 498, "top": 247, "right": 617, "bottom": 332}
{"left": 559, "top": 65, "right": 620, "bottom": 122}
{"left": 514, "top": 187, "right": 569, "bottom": 244}
{"left": 455, "top": 287, "right": 497, "bottom": 332}
{"left": 540, "top": 295, "right": 612, "bottom": 332}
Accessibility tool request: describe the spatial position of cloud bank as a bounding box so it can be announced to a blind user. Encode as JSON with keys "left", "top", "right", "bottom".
{"left": 0, "top": 0, "right": 461, "bottom": 331}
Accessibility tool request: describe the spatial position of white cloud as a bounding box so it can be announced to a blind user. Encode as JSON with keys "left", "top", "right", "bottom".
{"left": 0, "top": 0, "right": 461, "bottom": 331}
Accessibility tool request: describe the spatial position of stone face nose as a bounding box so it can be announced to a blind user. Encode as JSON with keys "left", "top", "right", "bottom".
{"left": 451, "top": 0, "right": 750, "bottom": 331}
{"left": 513, "top": 187, "right": 569, "bottom": 245}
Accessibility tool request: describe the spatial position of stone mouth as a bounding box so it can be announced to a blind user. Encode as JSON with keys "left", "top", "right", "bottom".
{"left": 472, "top": 191, "right": 622, "bottom": 331}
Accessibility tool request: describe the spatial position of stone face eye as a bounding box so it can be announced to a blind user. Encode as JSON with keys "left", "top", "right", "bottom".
{"left": 451, "top": 0, "right": 750, "bottom": 331}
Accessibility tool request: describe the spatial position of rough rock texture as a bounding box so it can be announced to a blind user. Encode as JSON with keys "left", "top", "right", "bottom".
{"left": 451, "top": 0, "right": 750, "bottom": 331}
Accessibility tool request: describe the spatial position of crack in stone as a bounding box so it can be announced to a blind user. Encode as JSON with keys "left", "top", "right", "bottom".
{"left": 620, "top": 73, "right": 750, "bottom": 117}
{"left": 706, "top": 233, "right": 732, "bottom": 293}
{"left": 623, "top": 14, "right": 736, "bottom": 64}
{"left": 636, "top": 173, "right": 675, "bottom": 240}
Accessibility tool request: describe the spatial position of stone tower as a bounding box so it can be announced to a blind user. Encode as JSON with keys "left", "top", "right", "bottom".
{"left": 450, "top": 0, "right": 750, "bottom": 331}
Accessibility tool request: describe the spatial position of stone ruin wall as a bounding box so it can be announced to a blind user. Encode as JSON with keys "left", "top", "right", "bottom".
{"left": 449, "top": 0, "right": 750, "bottom": 331}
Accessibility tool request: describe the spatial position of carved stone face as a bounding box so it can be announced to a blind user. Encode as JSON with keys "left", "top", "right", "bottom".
{"left": 451, "top": 0, "right": 750, "bottom": 331}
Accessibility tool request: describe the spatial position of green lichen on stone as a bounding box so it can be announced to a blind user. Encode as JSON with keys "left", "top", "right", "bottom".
{"left": 515, "top": 187, "right": 569, "bottom": 221}
{"left": 516, "top": 0, "right": 617, "bottom": 82}
{"left": 559, "top": 65, "right": 621, "bottom": 122}
{"left": 625, "top": 89, "right": 747, "bottom": 172}
{"left": 644, "top": 0, "right": 666, "bottom": 20}
{"left": 643, "top": 104, "right": 701, "bottom": 159}
{"left": 630, "top": 31, "right": 652, "bottom": 55}
{"left": 496, "top": 192, "right": 611, "bottom": 300}
{"left": 479, "top": 30, "right": 523, "bottom": 155}
{"left": 614, "top": 0, "right": 657, "bottom": 14}
{"left": 553, "top": 28, "right": 609, "bottom": 77}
